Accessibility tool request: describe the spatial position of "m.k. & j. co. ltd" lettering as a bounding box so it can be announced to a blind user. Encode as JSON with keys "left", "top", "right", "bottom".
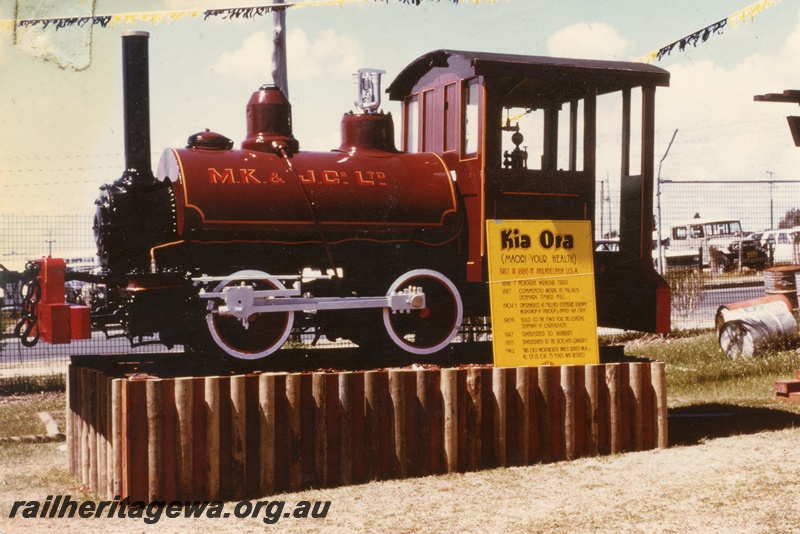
{"left": 208, "top": 168, "right": 388, "bottom": 186}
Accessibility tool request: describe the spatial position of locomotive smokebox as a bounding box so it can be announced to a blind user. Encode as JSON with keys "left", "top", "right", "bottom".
{"left": 119, "top": 31, "right": 155, "bottom": 187}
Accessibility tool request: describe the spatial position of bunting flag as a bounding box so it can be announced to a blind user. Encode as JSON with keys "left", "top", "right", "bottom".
{"left": 0, "top": 0, "right": 491, "bottom": 32}
{"left": 634, "top": 0, "right": 782, "bottom": 64}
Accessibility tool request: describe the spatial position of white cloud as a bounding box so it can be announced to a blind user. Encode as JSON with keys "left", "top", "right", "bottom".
{"left": 649, "top": 9, "right": 800, "bottom": 229}
{"left": 208, "top": 27, "right": 364, "bottom": 84}
{"left": 209, "top": 31, "right": 272, "bottom": 78}
{"left": 287, "top": 28, "right": 364, "bottom": 82}
{"left": 547, "top": 22, "right": 633, "bottom": 60}
{"left": 658, "top": 43, "right": 800, "bottom": 182}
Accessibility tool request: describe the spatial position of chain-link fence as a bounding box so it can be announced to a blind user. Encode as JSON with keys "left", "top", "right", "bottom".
{"left": 3, "top": 177, "right": 800, "bottom": 384}
{"left": 597, "top": 178, "right": 800, "bottom": 330}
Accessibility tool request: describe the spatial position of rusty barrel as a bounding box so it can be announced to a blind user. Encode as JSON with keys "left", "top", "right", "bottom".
{"left": 764, "top": 266, "right": 800, "bottom": 310}
{"left": 716, "top": 297, "right": 797, "bottom": 359}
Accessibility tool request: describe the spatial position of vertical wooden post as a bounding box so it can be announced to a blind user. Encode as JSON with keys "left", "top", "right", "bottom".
{"left": 244, "top": 375, "right": 260, "bottom": 498}
{"left": 550, "top": 365, "right": 564, "bottom": 461}
{"left": 127, "top": 378, "right": 148, "bottom": 502}
{"left": 441, "top": 368, "right": 459, "bottom": 473}
{"left": 89, "top": 370, "right": 99, "bottom": 494}
{"left": 526, "top": 367, "right": 539, "bottom": 463}
{"left": 456, "top": 369, "right": 467, "bottom": 473}
{"left": 415, "top": 369, "right": 435, "bottom": 476}
{"left": 174, "top": 377, "right": 194, "bottom": 499}
{"left": 606, "top": 364, "right": 621, "bottom": 454}
{"left": 652, "top": 361, "right": 668, "bottom": 449}
{"left": 573, "top": 366, "right": 587, "bottom": 458}
{"left": 561, "top": 365, "right": 576, "bottom": 461}
{"left": 295, "top": 373, "right": 317, "bottom": 490}
{"left": 641, "top": 363, "right": 655, "bottom": 449}
{"left": 339, "top": 372, "right": 355, "bottom": 485}
{"left": 111, "top": 378, "right": 123, "bottom": 499}
{"left": 629, "top": 363, "right": 645, "bottom": 451}
{"left": 351, "top": 372, "right": 366, "bottom": 484}
{"left": 146, "top": 378, "right": 164, "bottom": 502}
{"left": 96, "top": 372, "right": 107, "bottom": 499}
{"left": 76, "top": 367, "right": 84, "bottom": 484}
{"left": 204, "top": 376, "right": 220, "bottom": 501}
{"left": 514, "top": 367, "right": 530, "bottom": 466}
{"left": 403, "top": 371, "right": 418, "bottom": 478}
{"left": 230, "top": 375, "right": 247, "bottom": 499}
{"left": 66, "top": 365, "right": 74, "bottom": 476}
{"left": 389, "top": 369, "right": 407, "bottom": 478}
{"left": 619, "top": 364, "right": 632, "bottom": 452}
{"left": 365, "top": 370, "right": 388, "bottom": 480}
{"left": 323, "top": 373, "right": 340, "bottom": 486}
{"left": 537, "top": 365, "right": 552, "bottom": 462}
{"left": 79, "top": 367, "right": 90, "bottom": 486}
{"left": 105, "top": 376, "right": 115, "bottom": 500}
{"left": 286, "top": 373, "right": 303, "bottom": 491}
{"left": 492, "top": 368, "right": 507, "bottom": 467}
{"left": 312, "top": 372, "right": 328, "bottom": 487}
{"left": 258, "top": 373, "right": 276, "bottom": 496}
{"left": 465, "top": 367, "right": 482, "bottom": 471}
{"left": 538, "top": 365, "right": 562, "bottom": 461}
{"left": 585, "top": 365, "right": 600, "bottom": 456}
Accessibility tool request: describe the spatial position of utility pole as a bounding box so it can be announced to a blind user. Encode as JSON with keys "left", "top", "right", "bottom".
{"left": 766, "top": 171, "right": 774, "bottom": 229}
{"left": 272, "top": 0, "right": 289, "bottom": 97}
{"left": 599, "top": 179, "right": 605, "bottom": 238}
{"left": 656, "top": 129, "right": 678, "bottom": 275}
{"left": 45, "top": 229, "right": 55, "bottom": 257}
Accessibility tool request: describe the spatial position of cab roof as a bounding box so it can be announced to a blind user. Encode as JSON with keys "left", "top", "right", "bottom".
{"left": 387, "top": 49, "right": 671, "bottom": 102}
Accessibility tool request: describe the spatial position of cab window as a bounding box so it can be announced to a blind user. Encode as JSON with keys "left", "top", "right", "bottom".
{"left": 405, "top": 95, "right": 419, "bottom": 153}
{"left": 462, "top": 80, "right": 479, "bottom": 156}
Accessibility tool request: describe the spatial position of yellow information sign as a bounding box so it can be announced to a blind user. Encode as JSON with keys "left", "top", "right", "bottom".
{"left": 486, "top": 220, "right": 599, "bottom": 368}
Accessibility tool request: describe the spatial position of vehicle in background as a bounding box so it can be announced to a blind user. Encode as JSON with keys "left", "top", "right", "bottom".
{"left": 745, "top": 231, "right": 765, "bottom": 245}
{"left": 760, "top": 228, "right": 800, "bottom": 265}
{"left": 595, "top": 237, "right": 620, "bottom": 252}
{"left": 663, "top": 218, "right": 767, "bottom": 272}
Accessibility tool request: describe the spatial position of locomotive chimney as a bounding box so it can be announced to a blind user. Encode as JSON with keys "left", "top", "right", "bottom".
{"left": 118, "top": 31, "right": 155, "bottom": 187}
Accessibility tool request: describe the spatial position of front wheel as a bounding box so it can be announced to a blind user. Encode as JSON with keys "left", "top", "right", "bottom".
{"left": 715, "top": 255, "right": 732, "bottom": 273}
{"left": 205, "top": 270, "right": 294, "bottom": 360}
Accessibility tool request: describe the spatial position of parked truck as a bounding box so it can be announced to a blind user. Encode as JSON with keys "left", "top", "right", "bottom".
{"left": 661, "top": 218, "right": 767, "bottom": 272}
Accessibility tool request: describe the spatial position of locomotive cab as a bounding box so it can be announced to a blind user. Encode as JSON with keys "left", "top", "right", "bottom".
{"left": 388, "top": 50, "right": 671, "bottom": 333}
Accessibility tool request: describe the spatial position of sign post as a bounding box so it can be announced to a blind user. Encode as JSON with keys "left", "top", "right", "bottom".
{"left": 486, "top": 220, "right": 599, "bottom": 367}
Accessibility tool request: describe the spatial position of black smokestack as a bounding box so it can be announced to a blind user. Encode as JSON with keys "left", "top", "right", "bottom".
{"left": 118, "top": 31, "right": 155, "bottom": 187}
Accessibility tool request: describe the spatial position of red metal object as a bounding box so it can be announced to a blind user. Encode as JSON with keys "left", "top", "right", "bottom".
{"left": 33, "top": 257, "right": 92, "bottom": 344}
{"left": 38, "top": 256, "right": 65, "bottom": 304}
{"left": 70, "top": 305, "right": 92, "bottom": 340}
{"left": 39, "top": 302, "right": 72, "bottom": 345}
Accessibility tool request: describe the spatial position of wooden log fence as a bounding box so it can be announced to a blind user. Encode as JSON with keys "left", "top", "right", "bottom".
{"left": 67, "top": 361, "right": 668, "bottom": 502}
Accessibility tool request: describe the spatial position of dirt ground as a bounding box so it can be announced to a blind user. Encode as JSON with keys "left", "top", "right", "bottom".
{"left": 2, "top": 425, "right": 800, "bottom": 533}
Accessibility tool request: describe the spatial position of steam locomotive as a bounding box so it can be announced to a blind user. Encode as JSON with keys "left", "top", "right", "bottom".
{"left": 32, "top": 32, "right": 673, "bottom": 360}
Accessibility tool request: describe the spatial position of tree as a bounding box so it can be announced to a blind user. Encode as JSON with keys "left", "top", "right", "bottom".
{"left": 778, "top": 208, "right": 800, "bottom": 229}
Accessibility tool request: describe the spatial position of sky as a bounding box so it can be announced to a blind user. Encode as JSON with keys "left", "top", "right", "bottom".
{"left": 1, "top": 0, "right": 800, "bottom": 237}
